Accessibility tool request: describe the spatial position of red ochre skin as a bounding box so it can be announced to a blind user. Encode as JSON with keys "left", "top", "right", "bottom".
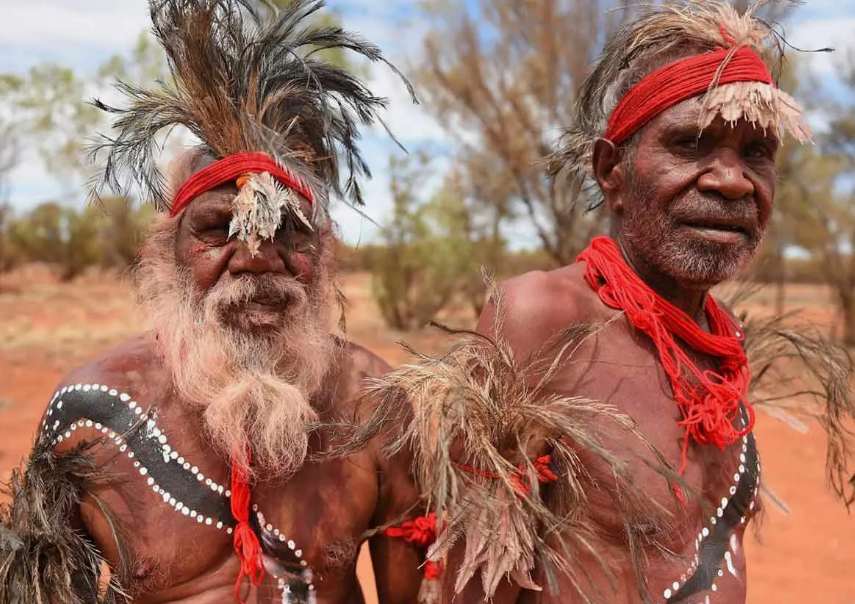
{"left": 442, "top": 95, "right": 777, "bottom": 604}
{"left": 39, "top": 155, "right": 424, "bottom": 604}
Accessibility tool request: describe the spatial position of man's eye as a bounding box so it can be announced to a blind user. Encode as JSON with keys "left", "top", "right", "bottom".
{"left": 744, "top": 143, "right": 772, "bottom": 160}
{"left": 674, "top": 136, "right": 700, "bottom": 150}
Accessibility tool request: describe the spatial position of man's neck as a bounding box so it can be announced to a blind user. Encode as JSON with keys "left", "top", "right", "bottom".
{"left": 613, "top": 237, "right": 709, "bottom": 324}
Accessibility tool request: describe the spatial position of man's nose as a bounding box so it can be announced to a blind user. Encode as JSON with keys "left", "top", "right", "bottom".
{"left": 227, "top": 239, "right": 286, "bottom": 276}
{"left": 696, "top": 149, "right": 755, "bottom": 201}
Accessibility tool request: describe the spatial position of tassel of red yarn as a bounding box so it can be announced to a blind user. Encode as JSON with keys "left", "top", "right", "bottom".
{"left": 577, "top": 236, "right": 754, "bottom": 483}
{"left": 230, "top": 451, "right": 265, "bottom": 603}
{"left": 385, "top": 512, "right": 443, "bottom": 583}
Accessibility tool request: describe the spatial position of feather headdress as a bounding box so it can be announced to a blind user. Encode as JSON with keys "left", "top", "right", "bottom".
{"left": 88, "top": 0, "right": 415, "bottom": 220}
{"left": 548, "top": 0, "right": 811, "bottom": 210}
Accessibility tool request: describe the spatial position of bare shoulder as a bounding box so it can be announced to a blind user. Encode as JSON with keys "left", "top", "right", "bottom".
{"left": 60, "top": 332, "right": 166, "bottom": 396}
{"left": 341, "top": 341, "right": 392, "bottom": 380}
{"left": 327, "top": 340, "right": 392, "bottom": 417}
{"left": 478, "top": 265, "right": 603, "bottom": 359}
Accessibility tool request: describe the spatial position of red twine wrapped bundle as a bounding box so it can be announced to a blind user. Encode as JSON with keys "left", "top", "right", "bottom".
{"left": 577, "top": 236, "right": 754, "bottom": 483}
{"left": 230, "top": 453, "right": 264, "bottom": 603}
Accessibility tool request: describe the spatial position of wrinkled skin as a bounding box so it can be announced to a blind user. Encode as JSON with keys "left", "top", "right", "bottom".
{"left": 444, "top": 96, "right": 777, "bottom": 603}
{"left": 35, "top": 154, "right": 423, "bottom": 604}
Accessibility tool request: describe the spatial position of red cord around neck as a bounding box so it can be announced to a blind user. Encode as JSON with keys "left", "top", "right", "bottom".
{"left": 577, "top": 237, "right": 754, "bottom": 480}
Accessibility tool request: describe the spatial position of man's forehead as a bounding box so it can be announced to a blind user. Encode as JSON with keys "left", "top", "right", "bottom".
{"left": 651, "top": 97, "right": 780, "bottom": 143}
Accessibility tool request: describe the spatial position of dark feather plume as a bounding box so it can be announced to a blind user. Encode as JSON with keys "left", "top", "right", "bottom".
{"left": 0, "top": 436, "right": 128, "bottom": 604}
{"left": 88, "top": 0, "right": 416, "bottom": 213}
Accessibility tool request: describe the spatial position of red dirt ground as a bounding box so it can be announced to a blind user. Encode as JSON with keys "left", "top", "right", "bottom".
{"left": 0, "top": 268, "right": 852, "bottom": 603}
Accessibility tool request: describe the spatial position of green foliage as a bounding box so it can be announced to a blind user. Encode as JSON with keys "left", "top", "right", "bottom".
{"left": 1, "top": 200, "right": 154, "bottom": 281}
{"left": 369, "top": 152, "right": 503, "bottom": 330}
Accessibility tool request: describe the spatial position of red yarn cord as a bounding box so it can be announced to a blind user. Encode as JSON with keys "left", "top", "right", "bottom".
{"left": 454, "top": 454, "right": 558, "bottom": 497}
{"left": 230, "top": 452, "right": 264, "bottom": 603}
{"left": 384, "top": 512, "right": 442, "bottom": 582}
{"left": 577, "top": 236, "right": 754, "bottom": 479}
{"left": 604, "top": 46, "right": 773, "bottom": 145}
{"left": 169, "top": 152, "right": 314, "bottom": 217}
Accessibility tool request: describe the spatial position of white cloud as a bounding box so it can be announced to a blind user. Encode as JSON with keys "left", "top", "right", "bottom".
{"left": 0, "top": 0, "right": 148, "bottom": 56}
{"left": 787, "top": 17, "right": 855, "bottom": 76}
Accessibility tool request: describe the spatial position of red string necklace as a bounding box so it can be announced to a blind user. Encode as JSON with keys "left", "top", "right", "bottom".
{"left": 577, "top": 236, "right": 754, "bottom": 480}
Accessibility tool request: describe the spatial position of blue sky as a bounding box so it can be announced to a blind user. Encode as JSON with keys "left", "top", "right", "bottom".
{"left": 0, "top": 0, "right": 852, "bottom": 247}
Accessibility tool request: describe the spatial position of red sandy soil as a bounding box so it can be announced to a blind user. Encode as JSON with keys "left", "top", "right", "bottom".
{"left": 0, "top": 267, "right": 853, "bottom": 603}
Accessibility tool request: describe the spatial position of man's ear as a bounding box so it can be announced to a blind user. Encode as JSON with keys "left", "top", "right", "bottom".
{"left": 592, "top": 138, "right": 626, "bottom": 212}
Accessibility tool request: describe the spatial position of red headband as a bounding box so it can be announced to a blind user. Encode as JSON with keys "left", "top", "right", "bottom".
{"left": 169, "top": 152, "right": 314, "bottom": 217}
{"left": 604, "top": 46, "right": 773, "bottom": 145}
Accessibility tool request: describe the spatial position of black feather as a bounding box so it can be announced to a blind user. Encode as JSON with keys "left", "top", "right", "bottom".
{"left": 88, "top": 0, "right": 416, "bottom": 213}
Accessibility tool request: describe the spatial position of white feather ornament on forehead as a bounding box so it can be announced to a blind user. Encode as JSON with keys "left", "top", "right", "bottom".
{"left": 229, "top": 172, "right": 314, "bottom": 257}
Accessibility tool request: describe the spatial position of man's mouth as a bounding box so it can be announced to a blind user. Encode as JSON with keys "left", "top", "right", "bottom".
{"left": 680, "top": 219, "right": 751, "bottom": 244}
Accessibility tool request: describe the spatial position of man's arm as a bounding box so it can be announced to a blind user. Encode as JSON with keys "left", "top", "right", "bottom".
{"left": 0, "top": 385, "right": 126, "bottom": 604}
{"left": 368, "top": 443, "right": 425, "bottom": 604}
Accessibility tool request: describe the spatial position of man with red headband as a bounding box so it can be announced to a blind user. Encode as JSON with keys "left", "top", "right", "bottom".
{"left": 0, "top": 1, "right": 427, "bottom": 603}
{"left": 370, "top": 2, "right": 855, "bottom": 603}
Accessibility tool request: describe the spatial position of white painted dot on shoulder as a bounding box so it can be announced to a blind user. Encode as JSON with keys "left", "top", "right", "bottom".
{"left": 197, "top": 473, "right": 204, "bottom": 482}
{"left": 60, "top": 387, "right": 68, "bottom": 395}
{"left": 85, "top": 420, "right": 93, "bottom": 427}
{"left": 729, "top": 486, "right": 736, "bottom": 496}
{"left": 217, "top": 521, "right": 223, "bottom": 529}
{"left": 64, "top": 431, "right": 71, "bottom": 438}
{"left": 702, "top": 527, "right": 709, "bottom": 537}
{"left": 147, "top": 477, "right": 154, "bottom": 486}
{"left": 227, "top": 527, "right": 233, "bottom": 535}
{"left": 279, "top": 534, "right": 286, "bottom": 542}
{"left": 120, "top": 393, "right": 130, "bottom": 402}
{"left": 711, "top": 584, "right": 717, "bottom": 592}
{"left": 57, "top": 401, "right": 63, "bottom": 409}
{"left": 663, "top": 589, "right": 672, "bottom": 599}
{"left": 75, "top": 384, "right": 82, "bottom": 390}
{"left": 109, "top": 389, "right": 118, "bottom": 396}
{"left": 721, "top": 497, "right": 728, "bottom": 508}
{"left": 83, "top": 385, "right": 91, "bottom": 392}
{"left": 191, "top": 466, "right": 198, "bottom": 474}
{"left": 672, "top": 581, "right": 679, "bottom": 590}
{"left": 134, "top": 461, "right": 140, "bottom": 468}
{"left": 100, "top": 385, "right": 109, "bottom": 392}
{"left": 295, "top": 549, "right": 302, "bottom": 557}
{"left": 196, "top": 515, "right": 203, "bottom": 523}
{"left": 288, "top": 540, "right": 295, "bottom": 549}
{"left": 140, "top": 467, "right": 148, "bottom": 476}
{"left": 169, "top": 497, "right": 176, "bottom": 506}
{"left": 717, "top": 569, "right": 723, "bottom": 577}
{"left": 225, "top": 490, "right": 231, "bottom": 497}
{"left": 301, "top": 560, "right": 308, "bottom": 567}
{"left": 711, "top": 517, "right": 716, "bottom": 525}
{"left": 170, "top": 451, "right": 179, "bottom": 460}
{"left": 206, "top": 518, "right": 213, "bottom": 526}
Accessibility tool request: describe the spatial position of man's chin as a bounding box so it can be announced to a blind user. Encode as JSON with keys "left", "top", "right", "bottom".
{"left": 220, "top": 307, "right": 290, "bottom": 334}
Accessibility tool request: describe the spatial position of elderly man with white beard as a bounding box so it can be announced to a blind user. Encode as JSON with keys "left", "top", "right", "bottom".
{"left": 0, "top": 1, "right": 428, "bottom": 603}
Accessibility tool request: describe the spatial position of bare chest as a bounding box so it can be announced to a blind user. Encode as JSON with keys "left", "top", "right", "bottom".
{"left": 41, "top": 380, "right": 377, "bottom": 603}
{"left": 546, "top": 321, "right": 761, "bottom": 602}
